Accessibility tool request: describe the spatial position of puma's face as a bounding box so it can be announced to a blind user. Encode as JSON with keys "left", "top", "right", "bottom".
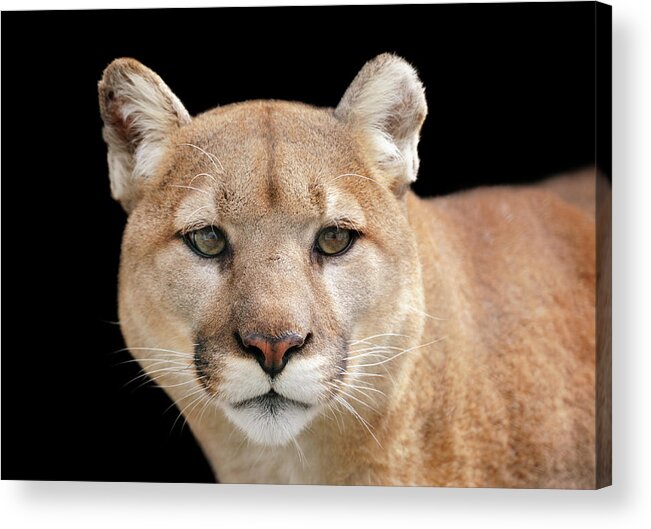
{"left": 120, "top": 104, "right": 421, "bottom": 445}
{"left": 100, "top": 55, "right": 427, "bottom": 445}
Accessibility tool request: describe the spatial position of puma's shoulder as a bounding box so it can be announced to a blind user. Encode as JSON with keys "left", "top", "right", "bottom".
{"left": 403, "top": 181, "right": 596, "bottom": 487}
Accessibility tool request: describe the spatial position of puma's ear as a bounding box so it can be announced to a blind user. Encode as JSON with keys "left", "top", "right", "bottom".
{"left": 335, "top": 53, "right": 427, "bottom": 194}
{"left": 98, "top": 58, "right": 191, "bottom": 212}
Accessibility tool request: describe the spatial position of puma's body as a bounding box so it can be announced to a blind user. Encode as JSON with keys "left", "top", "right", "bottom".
{"left": 99, "top": 55, "right": 597, "bottom": 487}
{"left": 185, "top": 185, "right": 596, "bottom": 487}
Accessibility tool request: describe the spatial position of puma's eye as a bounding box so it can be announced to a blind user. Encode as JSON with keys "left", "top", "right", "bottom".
{"left": 315, "top": 227, "right": 354, "bottom": 256}
{"left": 184, "top": 227, "right": 227, "bottom": 257}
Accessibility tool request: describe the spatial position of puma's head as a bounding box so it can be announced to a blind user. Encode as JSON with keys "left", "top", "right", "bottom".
{"left": 99, "top": 54, "right": 427, "bottom": 446}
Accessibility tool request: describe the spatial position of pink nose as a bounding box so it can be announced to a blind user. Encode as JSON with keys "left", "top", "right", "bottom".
{"left": 240, "top": 332, "right": 307, "bottom": 376}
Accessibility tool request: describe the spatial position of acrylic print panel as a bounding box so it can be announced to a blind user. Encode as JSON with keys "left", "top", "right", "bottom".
{"left": 0, "top": 2, "right": 611, "bottom": 488}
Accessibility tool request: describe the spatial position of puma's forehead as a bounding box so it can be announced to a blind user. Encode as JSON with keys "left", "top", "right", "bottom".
{"left": 99, "top": 54, "right": 426, "bottom": 213}
{"left": 159, "top": 100, "right": 374, "bottom": 228}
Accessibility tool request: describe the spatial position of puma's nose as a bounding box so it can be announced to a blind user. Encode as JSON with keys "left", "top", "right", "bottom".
{"left": 238, "top": 332, "right": 308, "bottom": 376}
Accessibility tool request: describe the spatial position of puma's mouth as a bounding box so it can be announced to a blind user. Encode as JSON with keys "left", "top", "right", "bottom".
{"left": 222, "top": 389, "right": 319, "bottom": 446}
{"left": 209, "top": 351, "right": 331, "bottom": 446}
{"left": 231, "top": 390, "right": 311, "bottom": 412}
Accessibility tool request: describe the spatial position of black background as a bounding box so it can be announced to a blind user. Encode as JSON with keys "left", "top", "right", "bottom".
{"left": 1, "top": 3, "right": 606, "bottom": 482}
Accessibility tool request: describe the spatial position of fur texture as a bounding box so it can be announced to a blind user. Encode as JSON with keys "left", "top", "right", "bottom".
{"left": 99, "top": 58, "right": 191, "bottom": 212}
{"left": 99, "top": 54, "right": 597, "bottom": 487}
{"left": 335, "top": 54, "right": 427, "bottom": 191}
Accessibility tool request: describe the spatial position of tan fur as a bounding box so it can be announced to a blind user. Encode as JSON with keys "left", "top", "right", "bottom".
{"left": 99, "top": 54, "right": 597, "bottom": 488}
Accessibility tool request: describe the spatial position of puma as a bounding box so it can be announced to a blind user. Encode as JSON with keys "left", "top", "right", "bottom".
{"left": 99, "top": 54, "right": 597, "bottom": 487}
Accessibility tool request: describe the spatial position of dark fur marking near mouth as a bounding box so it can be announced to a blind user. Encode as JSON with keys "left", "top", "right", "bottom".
{"left": 193, "top": 338, "right": 211, "bottom": 391}
{"left": 232, "top": 390, "right": 310, "bottom": 413}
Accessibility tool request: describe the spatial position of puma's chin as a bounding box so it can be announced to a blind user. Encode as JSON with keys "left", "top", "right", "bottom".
{"left": 221, "top": 392, "right": 319, "bottom": 446}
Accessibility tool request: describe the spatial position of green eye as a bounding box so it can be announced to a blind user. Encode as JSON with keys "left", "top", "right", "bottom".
{"left": 315, "top": 227, "right": 355, "bottom": 256}
{"left": 184, "top": 226, "right": 227, "bottom": 258}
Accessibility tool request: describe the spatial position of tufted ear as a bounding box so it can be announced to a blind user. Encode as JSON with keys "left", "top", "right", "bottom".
{"left": 335, "top": 53, "right": 427, "bottom": 194}
{"left": 98, "top": 58, "right": 191, "bottom": 213}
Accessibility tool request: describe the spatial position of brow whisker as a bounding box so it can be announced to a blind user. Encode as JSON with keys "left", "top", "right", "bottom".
{"left": 183, "top": 205, "right": 212, "bottom": 228}
{"left": 188, "top": 172, "right": 218, "bottom": 186}
{"left": 330, "top": 173, "right": 380, "bottom": 186}
{"left": 168, "top": 184, "right": 211, "bottom": 196}
{"left": 179, "top": 143, "right": 225, "bottom": 174}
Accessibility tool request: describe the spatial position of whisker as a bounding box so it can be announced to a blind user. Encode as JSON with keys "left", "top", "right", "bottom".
{"left": 347, "top": 332, "right": 412, "bottom": 345}
{"left": 188, "top": 172, "right": 218, "bottom": 186}
{"left": 346, "top": 347, "right": 401, "bottom": 361}
{"left": 127, "top": 364, "right": 194, "bottom": 379}
{"left": 346, "top": 344, "right": 400, "bottom": 355}
{"left": 183, "top": 204, "right": 212, "bottom": 227}
{"left": 113, "top": 346, "right": 195, "bottom": 356}
{"left": 330, "top": 173, "right": 380, "bottom": 186}
{"left": 332, "top": 394, "right": 381, "bottom": 447}
{"left": 173, "top": 394, "right": 206, "bottom": 433}
{"left": 197, "top": 392, "right": 218, "bottom": 425}
{"left": 281, "top": 422, "right": 307, "bottom": 468}
{"left": 406, "top": 304, "right": 448, "bottom": 321}
{"left": 169, "top": 387, "right": 210, "bottom": 432}
{"left": 337, "top": 367, "right": 386, "bottom": 379}
{"left": 179, "top": 142, "right": 225, "bottom": 174}
{"left": 123, "top": 366, "right": 194, "bottom": 389}
{"left": 117, "top": 358, "right": 190, "bottom": 367}
{"left": 131, "top": 371, "right": 200, "bottom": 392}
{"left": 152, "top": 378, "right": 202, "bottom": 390}
{"left": 321, "top": 402, "right": 345, "bottom": 435}
{"left": 354, "top": 337, "right": 447, "bottom": 368}
{"left": 184, "top": 391, "right": 213, "bottom": 428}
{"left": 130, "top": 362, "right": 193, "bottom": 374}
{"left": 248, "top": 436, "right": 267, "bottom": 468}
{"left": 336, "top": 380, "right": 387, "bottom": 398}
{"left": 328, "top": 384, "right": 380, "bottom": 414}
{"left": 168, "top": 184, "right": 211, "bottom": 196}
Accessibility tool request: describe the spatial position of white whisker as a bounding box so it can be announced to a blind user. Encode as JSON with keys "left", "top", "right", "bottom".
{"left": 154, "top": 379, "right": 202, "bottom": 389}
{"left": 179, "top": 142, "right": 225, "bottom": 174}
{"left": 132, "top": 370, "right": 202, "bottom": 392}
{"left": 354, "top": 337, "right": 447, "bottom": 368}
{"left": 347, "top": 332, "right": 412, "bottom": 345}
{"left": 124, "top": 366, "right": 193, "bottom": 387}
{"left": 168, "top": 184, "right": 211, "bottom": 196}
{"left": 329, "top": 384, "right": 380, "bottom": 414}
{"left": 330, "top": 173, "right": 380, "bottom": 186}
{"left": 346, "top": 347, "right": 401, "bottom": 361}
{"left": 337, "top": 380, "right": 386, "bottom": 398}
{"left": 120, "top": 358, "right": 190, "bottom": 367}
{"left": 189, "top": 172, "right": 218, "bottom": 186}
{"left": 281, "top": 422, "right": 307, "bottom": 468}
{"left": 339, "top": 368, "right": 385, "bottom": 378}
{"left": 169, "top": 386, "right": 211, "bottom": 432}
{"left": 406, "top": 304, "right": 448, "bottom": 321}
{"left": 183, "top": 204, "right": 212, "bottom": 227}
{"left": 122, "top": 346, "right": 195, "bottom": 356}
{"left": 322, "top": 402, "right": 345, "bottom": 435}
{"left": 332, "top": 394, "right": 381, "bottom": 447}
{"left": 197, "top": 392, "right": 218, "bottom": 425}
